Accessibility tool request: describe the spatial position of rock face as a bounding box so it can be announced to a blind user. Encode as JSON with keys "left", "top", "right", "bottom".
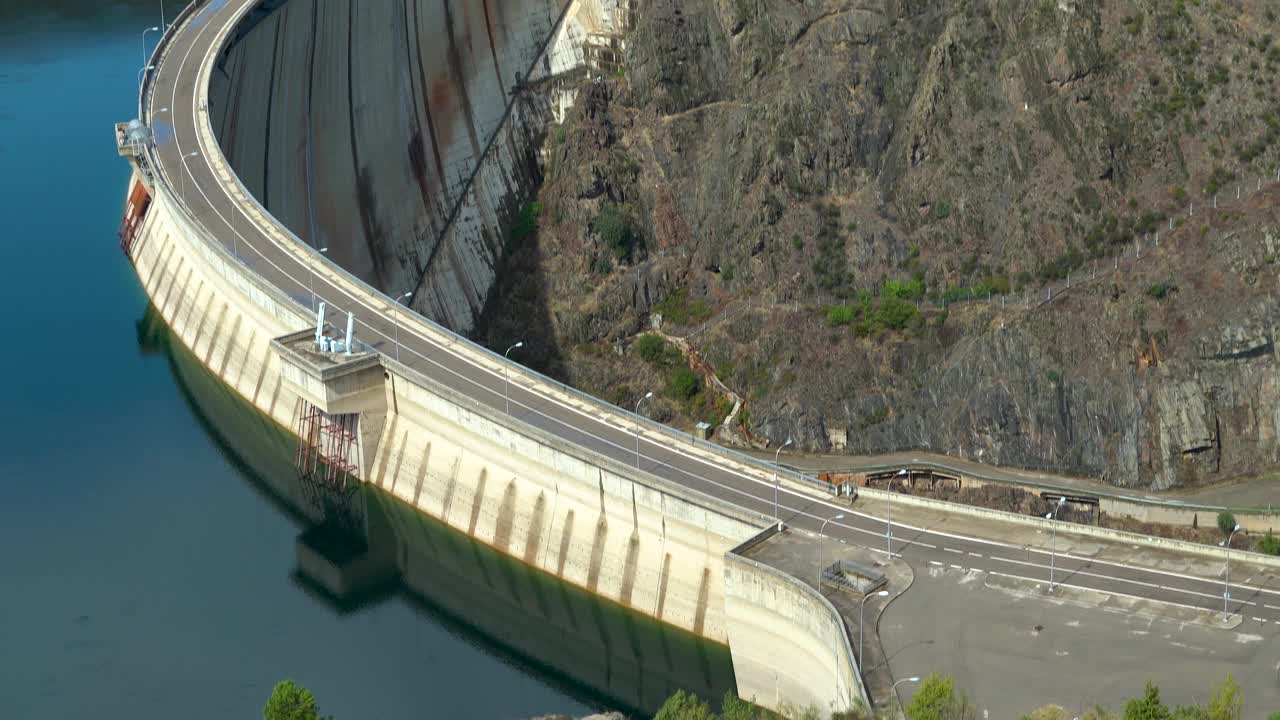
{"left": 482, "top": 0, "right": 1280, "bottom": 492}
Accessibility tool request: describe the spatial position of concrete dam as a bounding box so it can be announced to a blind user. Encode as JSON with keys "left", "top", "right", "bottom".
{"left": 118, "top": 0, "right": 871, "bottom": 715}
{"left": 208, "top": 0, "right": 588, "bottom": 332}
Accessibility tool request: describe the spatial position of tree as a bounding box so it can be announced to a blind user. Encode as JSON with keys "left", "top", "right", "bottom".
{"left": 1217, "top": 512, "right": 1237, "bottom": 537}
{"left": 1204, "top": 674, "right": 1243, "bottom": 720}
{"left": 263, "top": 680, "right": 324, "bottom": 720}
{"left": 653, "top": 689, "right": 715, "bottom": 720}
{"left": 1123, "top": 681, "right": 1170, "bottom": 720}
{"left": 906, "top": 671, "right": 962, "bottom": 717}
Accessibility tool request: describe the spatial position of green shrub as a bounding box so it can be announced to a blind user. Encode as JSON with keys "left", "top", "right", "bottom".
{"left": 1258, "top": 530, "right": 1280, "bottom": 555}
{"left": 667, "top": 366, "right": 702, "bottom": 401}
{"left": 907, "top": 673, "right": 959, "bottom": 720}
{"left": 634, "top": 334, "right": 680, "bottom": 366}
{"left": 1217, "top": 511, "right": 1238, "bottom": 536}
{"left": 656, "top": 288, "right": 712, "bottom": 325}
{"left": 654, "top": 690, "right": 715, "bottom": 720}
{"left": 827, "top": 304, "right": 855, "bottom": 326}
{"left": 1146, "top": 282, "right": 1175, "bottom": 300}
{"left": 1122, "top": 681, "right": 1169, "bottom": 720}
{"left": 932, "top": 200, "right": 952, "bottom": 220}
{"left": 883, "top": 275, "right": 926, "bottom": 300}
{"left": 510, "top": 201, "right": 541, "bottom": 243}
{"left": 594, "top": 203, "right": 639, "bottom": 260}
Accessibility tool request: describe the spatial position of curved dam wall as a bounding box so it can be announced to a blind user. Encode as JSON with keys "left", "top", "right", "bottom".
{"left": 147, "top": 307, "right": 737, "bottom": 715}
{"left": 207, "top": 0, "right": 576, "bottom": 332}
{"left": 123, "top": 0, "right": 871, "bottom": 713}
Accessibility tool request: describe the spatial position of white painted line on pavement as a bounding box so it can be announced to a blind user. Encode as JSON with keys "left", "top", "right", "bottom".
{"left": 944, "top": 547, "right": 963, "bottom": 554}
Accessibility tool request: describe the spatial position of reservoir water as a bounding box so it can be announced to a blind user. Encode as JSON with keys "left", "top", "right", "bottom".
{"left": 0, "top": 2, "right": 732, "bottom": 717}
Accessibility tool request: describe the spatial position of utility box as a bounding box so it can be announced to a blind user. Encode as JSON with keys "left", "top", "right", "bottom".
{"left": 694, "top": 421, "right": 713, "bottom": 440}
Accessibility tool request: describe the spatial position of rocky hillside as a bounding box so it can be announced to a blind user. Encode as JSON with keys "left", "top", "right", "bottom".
{"left": 478, "top": 0, "right": 1280, "bottom": 492}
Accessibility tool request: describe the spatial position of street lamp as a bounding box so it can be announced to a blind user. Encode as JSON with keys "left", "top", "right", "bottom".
{"left": 634, "top": 392, "right": 654, "bottom": 469}
{"left": 503, "top": 341, "right": 524, "bottom": 414}
{"left": 818, "top": 513, "right": 846, "bottom": 587}
{"left": 773, "top": 437, "right": 792, "bottom": 521}
{"left": 1220, "top": 523, "right": 1243, "bottom": 621}
{"left": 141, "top": 26, "right": 160, "bottom": 69}
{"left": 1044, "top": 496, "right": 1066, "bottom": 593}
{"left": 886, "top": 469, "right": 907, "bottom": 555}
{"left": 308, "top": 246, "right": 328, "bottom": 311}
{"left": 858, "top": 589, "right": 889, "bottom": 669}
{"left": 891, "top": 676, "right": 921, "bottom": 705}
{"left": 393, "top": 291, "right": 413, "bottom": 363}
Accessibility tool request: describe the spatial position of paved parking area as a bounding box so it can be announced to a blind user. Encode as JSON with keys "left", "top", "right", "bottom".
{"left": 882, "top": 564, "right": 1280, "bottom": 717}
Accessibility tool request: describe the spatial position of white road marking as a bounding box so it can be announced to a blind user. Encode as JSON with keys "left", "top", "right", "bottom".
{"left": 944, "top": 547, "right": 963, "bottom": 554}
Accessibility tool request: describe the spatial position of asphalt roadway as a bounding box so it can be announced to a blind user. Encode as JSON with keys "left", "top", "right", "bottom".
{"left": 885, "top": 565, "right": 1280, "bottom": 716}
{"left": 141, "top": 0, "right": 1280, "bottom": 653}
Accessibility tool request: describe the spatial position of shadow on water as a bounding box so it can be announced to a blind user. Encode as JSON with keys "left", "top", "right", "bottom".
{"left": 136, "top": 304, "right": 735, "bottom": 717}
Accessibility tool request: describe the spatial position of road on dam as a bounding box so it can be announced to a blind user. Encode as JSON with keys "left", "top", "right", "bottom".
{"left": 145, "top": 0, "right": 1280, "bottom": 636}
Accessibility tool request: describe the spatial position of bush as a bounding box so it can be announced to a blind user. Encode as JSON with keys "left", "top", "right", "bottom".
{"left": 654, "top": 690, "right": 715, "bottom": 720}
{"left": 667, "top": 366, "right": 701, "bottom": 401}
{"left": 907, "top": 673, "right": 975, "bottom": 720}
{"left": 1122, "top": 681, "right": 1168, "bottom": 720}
{"left": 883, "top": 275, "right": 926, "bottom": 300}
{"left": 827, "top": 304, "right": 855, "bottom": 326}
{"left": 1146, "top": 282, "right": 1176, "bottom": 299}
{"left": 655, "top": 288, "right": 712, "bottom": 325}
{"left": 1217, "top": 511, "right": 1238, "bottom": 536}
{"left": 634, "top": 334, "right": 674, "bottom": 365}
{"left": 510, "top": 201, "right": 541, "bottom": 243}
{"left": 1258, "top": 530, "right": 1280, "bottom": 555}
{"left": 594, "top": 203, "right": 639, "bottom": 260}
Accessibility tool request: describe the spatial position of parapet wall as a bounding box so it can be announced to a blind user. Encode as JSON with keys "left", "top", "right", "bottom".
{"left": 723, "top": 526, "right": 869, "bottom": 715}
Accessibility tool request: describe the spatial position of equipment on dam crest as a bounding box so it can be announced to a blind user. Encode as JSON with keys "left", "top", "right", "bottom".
{"left": 312, "top": 304, "right": 358, "bottom": 355}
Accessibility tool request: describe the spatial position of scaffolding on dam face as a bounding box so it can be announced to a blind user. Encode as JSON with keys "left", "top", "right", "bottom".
{"left": 294, "top": 398, "right": 363, "bottom": 537}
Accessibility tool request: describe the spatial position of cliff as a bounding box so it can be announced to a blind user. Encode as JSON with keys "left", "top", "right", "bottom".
{"left": 481, "top": 0, "right": 1280, "bottom": 491}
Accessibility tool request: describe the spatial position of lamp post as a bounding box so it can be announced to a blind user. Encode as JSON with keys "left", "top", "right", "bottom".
{"left": 886, "top": 469, "right": 907, "bottom": 555}
{"left": 392, "top": 291, "right": 413, "bottom": 363}
{"left": 503, "top": 341, "right": 524, "bottom": 414}
{"left": 773, "top": 437, "right": 792, "bottom": 521}
{"left": 858, "top": 589, "right": 889, "bottom": 668}
{"left": 1220, "top": 523, "right": 1243, "bottom": 621}
{"left": 1045, "top": 496, "right": 1066, "bottom": 593}
{"left": 817, "top": 513, "right": 846, "bottom": 588}
{"left": 634, "top": 392, "right": 654, "bottom": 469}
{"left": 141, "top": 26, "right": 160, "bottom": 70}
{"left": 308, "top": 246, "right": 328, "bottom": 312}
{"left": 891, "top": 676, "right": 921, "bottom": 706}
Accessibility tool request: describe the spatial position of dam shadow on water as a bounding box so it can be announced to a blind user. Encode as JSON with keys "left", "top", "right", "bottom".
{"left": 135, "top": 304, "right": 735, "bottom": 717}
